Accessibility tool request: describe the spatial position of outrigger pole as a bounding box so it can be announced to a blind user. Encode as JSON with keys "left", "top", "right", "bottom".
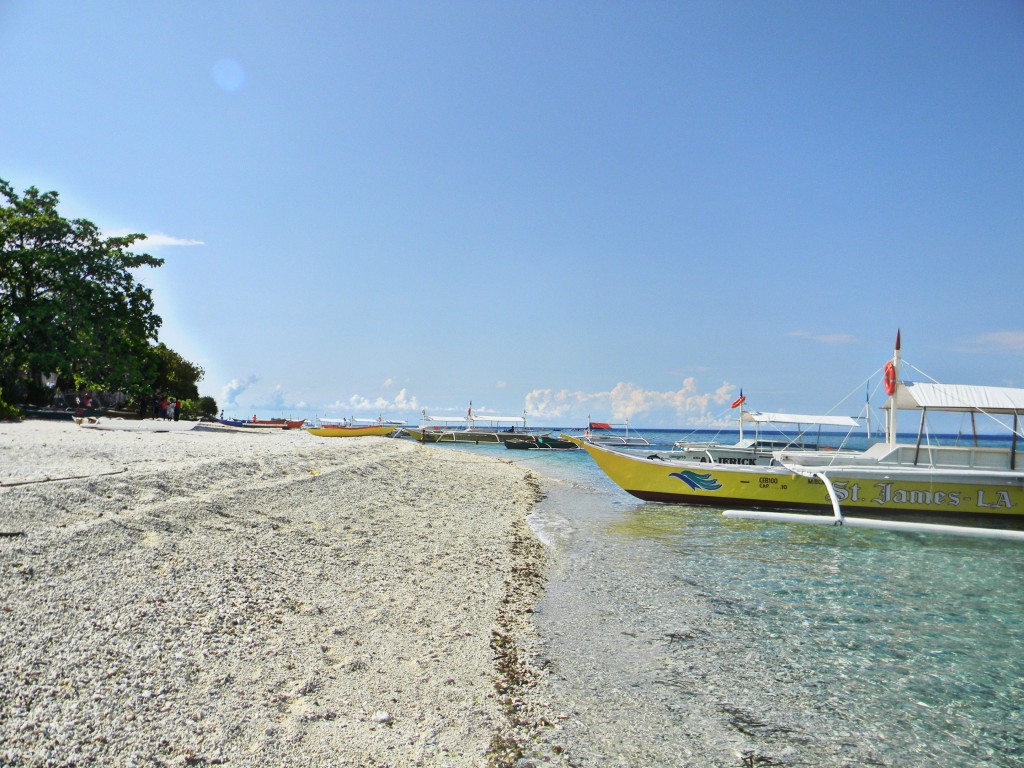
{"left": 721, "top": 510, "right": 1024, "bottom": 542}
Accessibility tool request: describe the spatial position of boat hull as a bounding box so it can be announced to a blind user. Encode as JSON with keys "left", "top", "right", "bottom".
{"left": 559, "top": 432, "right": 650, "bottom": 447}
{"left": 308, "top": 425, "right": 397, "bottom": 438}
{"left": 79, "top": 419, "right": 198, "bottom": 432}
{"left": 218, "top": 418, "right": 306, "bottom": 429}
{"left": 505, "top": 437, "right": 579, "bottom": 450}
{"left": 582, "top": 442, "right": 1024, "bottom": 529}
{"left": 406, "top": 429, "right": 546, "bottom": 444}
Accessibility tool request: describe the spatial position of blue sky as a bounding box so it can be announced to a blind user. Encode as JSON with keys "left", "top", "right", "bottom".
{"left": 2, "top": 1, "right": 1022, "bottom": 427}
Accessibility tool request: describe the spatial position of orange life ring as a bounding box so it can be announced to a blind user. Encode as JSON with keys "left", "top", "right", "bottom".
{"left": 883, "top": 360, "right": 897, "bottom": 396}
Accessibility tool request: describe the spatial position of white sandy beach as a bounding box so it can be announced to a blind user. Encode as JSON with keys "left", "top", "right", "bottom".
{"left": 0, "top": 420, "right": 555, "bottom": 767}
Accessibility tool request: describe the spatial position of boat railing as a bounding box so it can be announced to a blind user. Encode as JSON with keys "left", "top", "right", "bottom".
{"left": 780, "top": 442, "right": 1015, "bottom": 471}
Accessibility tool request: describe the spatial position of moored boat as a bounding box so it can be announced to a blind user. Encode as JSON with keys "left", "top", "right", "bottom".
{"left": 308, "top": 417, "right": 401, "bottom": 438}
{"left": 20, "top": 406, "right": 105, "bottom": 421}
{"left": 308, "top": 425, "right": 398, "bottom": 437}
{"left": 217, "top": 416, "right": 306, "bottom": 429}
{"left": 406, "top": 404, "right": 549, "bottom": 444}
{"left": 564, "top": 417, "right": 651, "bottom": 447}
{"left": 504, "top": 436, "right": 580, "bottom": 450}
{"left": 581, "top": 333, "right": 1024, "bottom": 538}
{"left": 78, "top": 418, "right": 199, "bottom": 432}
{"left": 669, "top": 408, "right": 868, "bottom": 466}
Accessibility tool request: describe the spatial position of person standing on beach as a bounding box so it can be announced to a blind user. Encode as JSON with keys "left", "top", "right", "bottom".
{"left": 167, "top": 399, "right": 176, "bottom": 421}
{"left": 174, "top": 400, "right": 182, "bottom": 421}
{"left": 159, "top": 397, "right": 168, "bottom": 420}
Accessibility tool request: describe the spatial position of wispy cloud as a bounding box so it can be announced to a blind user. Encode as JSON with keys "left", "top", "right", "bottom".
{"left": 105, "top": 228, "right": 205, "bottom": 249}
{"left": 972, "top": 331, "right": 1024, "bottom": 352}
{"left": 142, "top": 232, "right": 205, "bottom": 247}
{"left": 329, "top": 388, "right": 420, "bottom": 414}
{"left": 524, "top": 378, "right": 737, "bottom": 425}
{"left": 789, "top": 331, "right": 858, "bottom": 344}
{"left": 220, "top": 375, "right": 258, "bottom": 406}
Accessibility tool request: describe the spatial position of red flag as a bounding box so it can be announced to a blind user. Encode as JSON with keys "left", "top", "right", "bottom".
{"left": 731, "top": 390, "right": 746, "bottom": 409}
{"left": 589, "top": 421, "right": 612, "bottom": 430}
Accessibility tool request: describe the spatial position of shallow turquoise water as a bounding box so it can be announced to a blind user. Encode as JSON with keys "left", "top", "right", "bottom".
{"left": 445, "top": 439, "right": 1024, "bottom": 766}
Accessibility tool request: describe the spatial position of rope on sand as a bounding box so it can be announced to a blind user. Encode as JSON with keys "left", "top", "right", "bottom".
{"left": 0, "top": 466, "right": 129, "bottom": 488}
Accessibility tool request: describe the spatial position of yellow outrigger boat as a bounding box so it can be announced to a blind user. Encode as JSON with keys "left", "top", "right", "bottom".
{"left": 307, "top": 416, "right": 403, "bottom": 438}
{"left": 582, "top": 333, "right": 1024, "bottom": 539}
{"left": 308, "top": 424, "right": 398, "bottom": 438}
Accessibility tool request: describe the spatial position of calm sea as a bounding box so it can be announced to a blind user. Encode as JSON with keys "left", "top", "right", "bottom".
{"left": 440, "top": 430, "right": 1024, "bottom": 767}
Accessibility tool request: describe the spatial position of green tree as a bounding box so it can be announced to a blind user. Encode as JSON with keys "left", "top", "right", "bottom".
{"left": 179, "top": 395, "right": 218, "bottom": 420}
{"left": 152, "top": 342, "right": 204, "bottom": 400}
{"left": 0, "top": 179, "right": 164, "bottom": 403}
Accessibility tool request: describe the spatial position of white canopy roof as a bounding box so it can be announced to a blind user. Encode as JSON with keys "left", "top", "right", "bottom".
{"left": 741, "top": 411, "right": 860, "bottom": 427}
{"left": 470, "top": 414, "right": 527, "bottom": 424}
{"left": 890, "top": 382, "right": 1024, "bottom": 414}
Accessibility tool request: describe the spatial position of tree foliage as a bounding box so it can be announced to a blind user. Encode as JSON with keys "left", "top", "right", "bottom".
{"left": 151, "top": 342, "right": 204, "bottom": 400}
{"left": 0, "top": 178, "right": 190, "bottom": 405}
{"left": 179, "top": 396, "right": 218, "bottom": 420}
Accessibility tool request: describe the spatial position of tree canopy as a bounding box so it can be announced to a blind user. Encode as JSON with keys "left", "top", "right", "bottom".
{"left": 152, "top": 342, "right": 204, "bottom": 401}
{"left": 0, "top": 179, "right": 203, "bottom": 406}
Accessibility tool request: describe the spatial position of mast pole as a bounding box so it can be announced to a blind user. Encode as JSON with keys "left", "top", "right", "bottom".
{"left": 888, "top": 330, "right": 901, "bottom": 448}
{"left": 865, "top": 383, "right": 872, "bottom": 439}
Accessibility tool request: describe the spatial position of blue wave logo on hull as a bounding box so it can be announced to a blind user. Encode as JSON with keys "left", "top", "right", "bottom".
{"left": 668, "top": 470, "right": 723, "bottom": 492}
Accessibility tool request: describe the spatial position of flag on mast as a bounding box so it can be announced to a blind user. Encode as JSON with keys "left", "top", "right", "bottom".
{"left": 731, "top": 389, "right": 746, "bottom": 409}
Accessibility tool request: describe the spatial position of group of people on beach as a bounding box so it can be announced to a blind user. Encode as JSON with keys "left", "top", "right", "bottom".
{"left": 138, "top": 395, "right": 182, "bottom": 420}
{"left": 159, "top": 396, "right": 182, "bottom": 420}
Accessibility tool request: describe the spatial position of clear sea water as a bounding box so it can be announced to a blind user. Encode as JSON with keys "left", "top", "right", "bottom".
{"left": 439, "top": 430, "right": 1024, "bottom": 767}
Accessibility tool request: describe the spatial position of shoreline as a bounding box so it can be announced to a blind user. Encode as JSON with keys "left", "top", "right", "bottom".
{"left": 0, "top": 421, "right": 557, "bottom": 767}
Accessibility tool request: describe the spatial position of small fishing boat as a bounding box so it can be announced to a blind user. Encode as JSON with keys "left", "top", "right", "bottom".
{"left": 308, "top": 424, "right": 398, "bottom": 438}
{"left": 669, "top": 407, "right": 868, "bottom": 466}
{"left": 217, "top": 416, "right": 306, "bottom": 429}
{"left": 563, "top": 418, "right": 651, "bottom": 447}
{"left": 78, "top": 418, "right": 199, "bottom": 432}
{"left": 406, "top": 404, "right": 549, "bottom": 444}
{"left": 21, "top": 406, "right": 105, "bottom": 421}
{"left": 580, "top": 333, "right": 1024, "bottom": 540}
{"left": 250, "top": 417, "right": 306, "bottom": 429}
{"left": 308, "top": 417, "right": 402, "bottom": 438}
{"left": 504, "top": 436, "right": 580, "bottom": 451}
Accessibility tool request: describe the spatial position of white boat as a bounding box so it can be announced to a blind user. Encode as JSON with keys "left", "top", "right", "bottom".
{"left": 78, "top": 417, "right": 199, "bottom": 432}
{"left": 563, "top": 417, "right": 651, "bottom": 447}
{"left": 579, "top": 332, "right": 1024, "bottom": 539}
{"left": 669, "top": 408, "right": 868, "bottom": 466}
{"left": 405, "top": 404, "right": 549, "bottom": 444}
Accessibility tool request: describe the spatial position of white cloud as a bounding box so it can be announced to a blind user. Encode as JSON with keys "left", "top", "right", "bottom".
{"left": 104, "top": 229, "right": 205, "bottom": 249}
{"left": 262, "top": 385, "right": 288, "bottom": 410}
{"left": 524, "top": 379, "right": 737, "bottom": 425}
{"left": 496, "top": 380, "right": 507, "bottom": 388}
{"left": 220, "top": 375, "right": 258, "bottom": 406}
{"left": 330, "top": 388, "right": 420, "bottom": 414}
{"left": 973, "top": 331, "right": 1024, "bottom": 352}
{"left": 789, "top": 331, "right": 858, "bottom": 344}
{"left": 383, "top": 377, "right": 395, "bottom": 388}
{"left": 141, "top": 233, "right": 205, "bottom": 247}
